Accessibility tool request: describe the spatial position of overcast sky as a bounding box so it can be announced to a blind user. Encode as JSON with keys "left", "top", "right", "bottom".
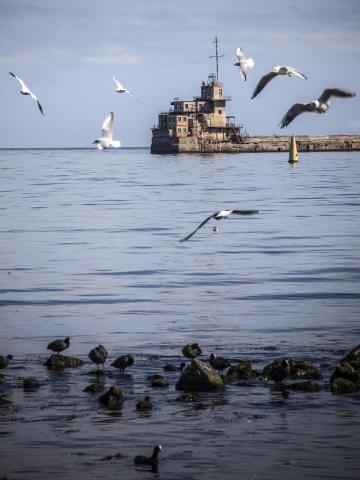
{"left": 0, "top": 0, "right": 359, "bottom": 148}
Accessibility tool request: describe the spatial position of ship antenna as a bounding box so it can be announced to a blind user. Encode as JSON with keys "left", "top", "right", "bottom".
{"left": 209, "top": 36, "right": 225, "bottom": 83}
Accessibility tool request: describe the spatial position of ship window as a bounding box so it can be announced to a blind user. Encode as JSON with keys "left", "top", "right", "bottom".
{"left": 218, "top": 110, "right": 222, "bottom": 114}
{"left": 185, "top": 104, "right": 188, "bottom": 108}
{"left": 183, "top": 128, "right": 186, "bottom": 132}
{"left": 219, "top": 89, "right": 223, "bottom": 96}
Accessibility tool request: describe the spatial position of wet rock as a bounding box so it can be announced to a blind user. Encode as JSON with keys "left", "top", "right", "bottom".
{"left": 227, "top": 361, "right": 253, "bottom": 380}
{"left": 44, "top": 354, "right": 84, "bottom": 370}
{"left": 330, "top": 344, "right": 360, "bottom": 394}
{"left": 176, "top": 358, "right": 224, "bottom": 392}
{"left": 88, "top": 369, "right": 113, "bottom": 377}
{"left": 23, "top": 377, "right": 40, "bottom": 390}
{"left": 136, "top": 396, "right": 153, "bottom": 411}
{"left": 276, "top": 381, "right": 322, "bottom": 392}
{"left": 176, "top": 392, "right": 199, "bottom": 402}
{"left": 84, "top": 382, "right": 105, "bottom": 394}
{"left": 263, "top": 357, "right": 321, "bottom": 381}
{"left": 99, "top": 386, "right": 124, "bottom": 407}
{"left": 150, "top": 374, "right": 169, "bottom": 387}
{"left": 0, "top": 394, "right": 11, "bottom": 406}
{"left": 331, "top": 378, "right": 359, "bottom": 395}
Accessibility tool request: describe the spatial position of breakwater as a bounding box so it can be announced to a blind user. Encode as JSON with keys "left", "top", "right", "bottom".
{"left": 151, "top": 134, "right": 360, "bottom": 153}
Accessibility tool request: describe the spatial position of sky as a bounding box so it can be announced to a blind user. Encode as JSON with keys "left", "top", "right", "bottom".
{"left": 0, "top": 0, "right": 359, "bottom": 148}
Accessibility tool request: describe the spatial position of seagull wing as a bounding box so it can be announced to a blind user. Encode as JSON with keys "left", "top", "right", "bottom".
{"left": 318, "top": 87, "right": 356, "bottom": 104}
{"left": 236, "top": 47, "right": 248, "bottom": 81}
{"left": 231, "top": 209, "right": 259, "bottom": 215}
{"left": 102, "top": 112, "right": 114, "bottom": 139}
{"left": 113, "top": 76, "right": 124, "bottom": 90}
{"left": 179, "top": 213, "right": 215, "bottom": 243}
{"left": 280, "top": 102, "right": 316, "bottom": 128}
{"left": 251, "top": 71, "right": 278, "bottom": 99}
{"left": 9, "top": 72, "right": 28, "bottom": 91}
{"left": 287, "top": 67, "right": 307, "bottom": 80}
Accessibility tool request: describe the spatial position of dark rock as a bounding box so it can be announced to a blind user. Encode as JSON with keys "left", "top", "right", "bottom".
{"left": 0, "top": 354, "right": 13, "bottom": 369}
{"left": 84, "top": 382, "right": 105, "bottom": 394}
{"left": 331, "top": 378, "right": 359, "bottom": 395}
{"left": 330, "top": 344, "right": 360, "bottom": 394}
{"left": 285, "top": 381, "right": 322, "bottom": 392}
{"left": 0, "top": 394, "right": 11, "bottom": 406}
{"left": 44, "top": 354, "right": 84, "bottom": 370}
{"left": 227, "top": 361, "right": 253, "bottom": 380}
{"left": 99, "top": 386, "right": 124, "bottom": 407}
{"left": 176, "top": 392, "right": 200, "bottom": 402}
{"left": 99, "top": 452, "right": 126, "bottom": 461}
{"left": 136, "top": 396, "right": 153, "bottom": 411}
{"left": 150, "top": 375, "right": 169, "bottom": 387}
{"left": 176, "top": 358, "right": 224, "bottom": 392}
{"left": 23, "top": 377, "right": 40, "bottom": 390}
{"left": 263, "top": 357, "right": 321, "bottom": 381}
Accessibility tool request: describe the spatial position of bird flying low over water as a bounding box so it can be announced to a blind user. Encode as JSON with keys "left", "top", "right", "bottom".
{"left": 9, "top": 72, "right": 45, "bottom": 115}
{"left": 280, "top": 87, "right": 356, "bottom": 128}
{"left": 113, "top": 76, "right": 134, "bottom": 97}
{"left": 93, "top": 112, "right": 121, "bottom": 150}
{"left": 252, "top": 66, "right": 307, "bottom": 99}
{"left": 234, "top": 47, "right": 255, "bottom": 81}
{"left": 180, "top": 209, "right": 259, "bottom": 243}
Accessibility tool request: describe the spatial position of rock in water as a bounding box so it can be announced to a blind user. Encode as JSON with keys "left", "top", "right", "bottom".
{"left": 176, "top": 358, "right": 224, "bottom": 391}
{"left": 23, "top": 377, "right": 40, "bottom": 390}
{"left": 330, "top": 343, "right": 360, "bottom": 394}
{"left": 227, "top": 361, "right": 253, "bottom": 380}
{"left": 44, "top": 354, "right": 84, "bottom": 370}
{"left": 99, "top": 386, "right": 124, "bottom": 407}
{"left": 262, "top": 357, "right": 321, "bottom": 381}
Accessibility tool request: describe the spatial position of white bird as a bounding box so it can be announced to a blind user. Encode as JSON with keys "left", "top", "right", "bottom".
{"left": 93, "top": 112, "right": 121, "bottom": 150}
{"left": 113, "top": 76, "right": 134, "bottom": 97}
{"left": 9, "top": 72, "right": 45, "bottom": 115}
{"left": 180, "top": 209, "right": 259, "bottom": 243}
{"left": 280, "top": 87, "right": 356, "bottom": 128}
{"left": 234, "top": 47, "right": 255, "bottom": 81}
{"left": 252, "top": 66, "right": 307, "bottom": 99}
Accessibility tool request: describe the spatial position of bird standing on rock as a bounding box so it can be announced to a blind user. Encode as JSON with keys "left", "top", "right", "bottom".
{"left": 134, "top": 445, "right": 162, "bottom": 468}
{"left": 111, "top": 354, "right": 134, "bottom": 374}
{"left": 0, "top": 354, "right": 13, "bottom": 369}
{"left": 182, "top": 343, "right": 202, "bottom": 359}
{"left": 89, "top": 345, "right": 108, "bottom": 371}
{"left": 271, "top": 359, "right": 291, "bottom": 383}
{"left": 209, "top": 353, "right": 231, "bottom": 373}
{"left": 47, "top": 337, "right": 71, "bottom": 355}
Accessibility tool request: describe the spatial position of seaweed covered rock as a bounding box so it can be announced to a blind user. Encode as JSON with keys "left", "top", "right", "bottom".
{"left": 330, "top": 344, "right": 360, "bottom": 394}
{"left": 227, "top": 361, "right": 253, "bottom": 380}
{"left": 44, "top": 354, "right": 84, "bottom": 370}
{"left": 176, "top": 358, "right": 224, "bottom": 392}
{"left": 277, "top": 381, "right": 322, "bottom": 392}
{"left": 23, "top": 377, "right": 40, "bottom": 390}
{"left": 150, "top": 375, "right": 169, "bottom": 388}
{"left": 99, "top": 386, "right": 124, "bottom": 407}
{"left": 84, "top": 382, "right": 105, "bottom": 394}
{"left": 262, "top": 357, "right": 321, "bottom": 381}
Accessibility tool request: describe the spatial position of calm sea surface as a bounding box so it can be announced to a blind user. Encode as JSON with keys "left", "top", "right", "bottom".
{"left": 0, "top": 148, "right": 359, "bottom": 479}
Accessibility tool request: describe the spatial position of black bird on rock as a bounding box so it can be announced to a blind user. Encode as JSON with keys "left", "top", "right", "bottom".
{"left": 163, "top": 362, "right": 186, "bottom": 372}
{"left": 47, "top": 337, "right": 71, "bottom": 355}
{"left": 209, "top": 353, "right": 231, "bottom": 373}
{"left": 182, "top": 343, "right": 202, "bottom": 359}
{"left": 111, "top": 354, "right": 134, "bottom": 374}
{"left": 134, "top": 445, "right": 162, "bottom": 467}
{"left": 89, "top": 345, "right": 108, "bottom": 371}
{"left": 0, "top": 354, "right": 13, "bottom": 369}
{"left": 271, "top": 359, "right": 291, "bottom": 383}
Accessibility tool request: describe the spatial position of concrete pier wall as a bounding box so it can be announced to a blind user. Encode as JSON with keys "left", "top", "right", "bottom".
{"left": 151, "top": 135, "right": 360, "bottom": 154}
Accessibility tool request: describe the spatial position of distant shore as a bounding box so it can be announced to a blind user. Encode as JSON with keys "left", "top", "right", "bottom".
{"left": 151, "top": 134, "right": 360, "bottom": 153}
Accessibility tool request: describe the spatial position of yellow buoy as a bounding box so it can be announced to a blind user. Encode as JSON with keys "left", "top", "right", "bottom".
{"left": 289, "top": 135, "right": 298, "bottom": 163}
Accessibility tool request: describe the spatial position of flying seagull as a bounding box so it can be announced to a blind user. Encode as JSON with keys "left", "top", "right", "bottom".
{"left": 252, "top": 66, "right": 307, "bottom": 99}
{"left": 280, "top": 87, "right": 356, "bottom": 128}
{"left": 9, "top": 72, "right": 45, "bottom": 115}
{"left": 93, "top": 112, "right": 121, "bottom": 150}
{"left": 234, "top": 47, "right": 255, "bottom": 81}
{"left": 180, "top": 209, "right": 259, "bottom": 243}
{"left": 113, "top": 76, "right": 134, "bottom": 97}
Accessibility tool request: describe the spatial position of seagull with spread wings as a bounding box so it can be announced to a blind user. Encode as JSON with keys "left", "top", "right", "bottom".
{"left": 234, "top": 47, "right": 255, "bottom": 81}
{"left": 252, "top": 66, "right": 307, "bottom": 99}
{"left": 113, "top": 76, "right": 135, "bottom": 97}
{"left": 280, "top": 87, "right": 356, "bottom": 128}
{"left": 93, "top": 112, "right": 121, "bottom": 150}
{"left": 9, "top": 72, "right": 45, "bottom": 115}
{"left": 179, "top": 209, "right": 259, "bottom": 243}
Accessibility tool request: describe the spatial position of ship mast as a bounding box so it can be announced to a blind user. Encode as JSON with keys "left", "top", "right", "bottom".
{"left": 209, "top": 36, "right": 225, "bottom": 83}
